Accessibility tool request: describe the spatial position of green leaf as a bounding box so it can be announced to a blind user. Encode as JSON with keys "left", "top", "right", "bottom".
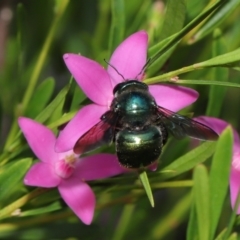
{"left": 35, "top": 84, "right": 69, "bottom": 124}
{"left": 144, "top": 46, "right": 240, "bottom": 84}
{"left": 228, "top": 233, "right": 238, "bottom": 240}
{"left": 16, "top": 3, "right": 25, "bottom": 77}
{"left": 47, "top": 85, "right": 69, "bottom": 125}
{"left": 196, "top": 47, "right": 240, "bottom": 69}
{"left": 174, "top": 79, "right": 240, "bottom": 88}
{"left": 54, "top": 0, "right": 70, "bottom": 14}
{"left": 145, "top": 1, "right": 165, "bottom": 44}
{"left": 70, "top": 82, "right": 86, "bottom": 110}
{"left": 47, "top": 78, "right": 78, "bottom": 125}
{"left": 25, "top": 77, "right": 55, "bottom": 118}
{"left": 108, "top": 0, "right": 125, "bottom": 55}
{"left": 47, "top": 110, "right": 77, "bottom": 129}
{"left": 215, "top": 228, "right": 227, "bottom": 240}
{"left": 160, "top": 138, "right": 190, "bottom": 169}
{"left": 21, "top": 202, "right": 62, "bottom": 217}
{"left": 112, "top": 204, "right": 135, "bottom": 240}
{"left": 147, "top": 0, "right": 186, "bottom": 75}
{"left": 91, "top": 0, "right": 111, "bottom": 57}
{"left": 146, "top": 0, "right": 226, "bottom": 69}
{"left": 0, "top": 101, "right": 2, "bottom": 135}
{"left": 222, "top": 193, "right": 240, "bottom": 239}
{"left": 193, "top": 0, "right": 240, "bottom": 43}
{"left": 193, "top": 164, "right": 210, "bottom": 240}
{"left": 186, "top": 0, "right": 207, "bottom": 20}
{"left": 206, "top": 29, "right": 228, "bottom": 117}
{"left": 151, "top": 192, "right": 192, "bottom": 239}
{"left": 0, "top": 158, "right": 32, "bottom": 203}
{"left": 160, "top": 141, "right": 216, "bottom": 180}
{"left": 147, "top": 35, "right": 178, "bottom": 77}
{"left": 139, "top": 170, "right": 154, "bottom": 207}
{"left": 209, "top": 127, "right": 233, "bottom": 239}
{"left": 126, "top": 1, "right": 151, "bottom": 36}
{"left": 21, "top": 0, "right": 69, "bottom": 114}
{"left": 30, "top": 189, "right": 59, "bottom": 206}
{"left": 158, "top": 0, "right": 186, "bottom": 41}
{"left": 187, "top": 198, "right": 198, "bottom": 240}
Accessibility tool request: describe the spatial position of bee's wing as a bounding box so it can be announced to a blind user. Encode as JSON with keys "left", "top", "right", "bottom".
{"left": 157, "top": 106, "right": 218, "bottom": 141}
{"left": 74, "top": 111, "right": 118, "bottom": 154}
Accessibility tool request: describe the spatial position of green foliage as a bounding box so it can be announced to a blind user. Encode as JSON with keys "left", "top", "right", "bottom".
{"left": 194, "top": 164, "right": 210, "bottom": 240}
{"left": 139, "top": 170, "right": 154, "bottom": 207}
{"left": 108, "top": 0, "right": 125, "bottom": 55}
{"left": 0, "top": 158, "right": 32, "bottom": 205}
{"left": 25, "top": 77, "right": 55, "bottom": 118}
{"left": 206, "top": 29, "right": 228, "bottom": 117}
{"left": 0, "top": 0, "right": 240, "bottom": 239}
{"left": 209, "top": 127, "right": 233, "bottom": 239}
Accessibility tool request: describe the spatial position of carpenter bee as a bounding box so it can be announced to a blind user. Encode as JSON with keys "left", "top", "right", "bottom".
{"left": 73, "top": 80, "right": 218, "bottom": 169}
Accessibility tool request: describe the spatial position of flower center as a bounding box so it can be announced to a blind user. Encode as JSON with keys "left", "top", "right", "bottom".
{"left": 55, "top": 154, "right": 77, "bottom": 179}
{"left": 232, "top": 152, "right": 240, "bottom": 172}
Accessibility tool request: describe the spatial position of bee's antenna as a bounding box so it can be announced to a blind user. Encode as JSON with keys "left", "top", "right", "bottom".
{"left": 134, "top": 58, "right": 151, "bottom": 79}
{"left": 104, "top": 59, "right": 125, "bottom": 81}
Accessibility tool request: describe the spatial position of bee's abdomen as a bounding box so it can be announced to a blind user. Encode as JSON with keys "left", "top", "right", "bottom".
{"left": 115, "top": 126, "right": 163, "bottom": 168}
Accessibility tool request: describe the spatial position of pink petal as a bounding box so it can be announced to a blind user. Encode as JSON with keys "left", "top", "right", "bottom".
{"left": 108, "top": 31, "right": 148, "bottom": 86}
{"left": 149, "top": 84, "right": 199, "bottom": 111}
{"left": 230, "top": 167, "right": 240, "bottom": 213}
{"left": 18, "top": 117, "right": 58, "bottom": 163}
{"left": 73, "top": 154, "right": 125, "bottom": 180}
{"left": 55, "top": 104, "right": 108, "bottom": 152}
{"left": 194, "top": 116, "right": 240, "bottom": 153}
{"left": 148, "top": 161, "right": 158, "bottom": 171}
{"left": 58, "top": 178, "right": 95, "bottom": 225}
{"left": 194, "top": 116, "right": 229, "bottom": 134}
{"left": 63, "top": 54, "right": 113, "bottom": 105}
{"left": 24, "top": 162, "right": 60, "bottom": 187}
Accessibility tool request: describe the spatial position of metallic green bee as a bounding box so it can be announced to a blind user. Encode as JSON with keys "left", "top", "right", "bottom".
{"left": 74, "top": 80, "right": 218, "bottom": 169}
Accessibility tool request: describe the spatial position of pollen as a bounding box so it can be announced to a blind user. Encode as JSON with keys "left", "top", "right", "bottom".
{"left": 65, "top": 154, "right": 77, "bottom": 165}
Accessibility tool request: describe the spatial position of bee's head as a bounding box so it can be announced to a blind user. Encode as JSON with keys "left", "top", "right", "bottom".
{"left": 113, "top": 80, "right": 148, "bottom": 96}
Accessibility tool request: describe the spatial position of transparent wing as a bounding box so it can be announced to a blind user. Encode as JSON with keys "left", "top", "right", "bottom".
{"left": 157, "top": 106, "right": 218, "bottom": 141}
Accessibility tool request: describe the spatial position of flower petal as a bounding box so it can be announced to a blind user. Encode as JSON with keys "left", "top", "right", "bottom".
{"left": 18, "top": 117, "right": 57, "bottom": 163}
{"left": 58, "top": 178, "right": 95, "bottom": 225}
{"left": 108, "top": 31, "right": 148, "bottom": 86}
{"left": 55, "top": 104, "right": 108, "bottom": 152}
{"left": 194, "top": 116, "right": 240, "bottom": 153}
{"left": 63, "top": 54, "right": 113, "bottom": 105}
{"left": 148, "top": 161, "right": 158, "bottom": 171}
{"left": 230, "top": 167, "right": 240, "bottom": 214}
{"left": 54, "top": 159, "right": 75, "bottom": 179}
{"left": 24, "top": 162, "right": 60, "bottom": 187}
{"left": 149, "top": 84, "right": 199, "bottom": 111}
{"left": 194, "top": 116, "right": 229, "bottom": 134}
{"left": 73, "top": 154, "right": 125, "bottom": 180}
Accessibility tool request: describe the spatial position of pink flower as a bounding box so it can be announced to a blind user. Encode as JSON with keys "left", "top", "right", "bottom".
{"left": 55, "top": 30, "right": 199, "bottom": 152}
{"left": 18, "top": 117, "right": 125, "bottom": 225}
{"left": 194, "top": 116, "right": 240, "bottom": 213}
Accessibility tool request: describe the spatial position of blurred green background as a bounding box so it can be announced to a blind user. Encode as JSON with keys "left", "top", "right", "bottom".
{"left": 1, "top": 0, "right": 240, "bottom": 239}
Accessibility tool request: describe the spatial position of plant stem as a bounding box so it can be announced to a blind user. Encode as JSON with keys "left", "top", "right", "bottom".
{"left": 4, "top": 0, "right": 69, "bottom": 151}
{"left": 0, "top": 188, "right": 50, "bottom": 220}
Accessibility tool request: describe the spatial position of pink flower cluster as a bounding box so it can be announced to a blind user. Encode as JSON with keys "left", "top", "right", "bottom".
{"left": 19, "top": 31, "right": 204, "bottom": 224}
